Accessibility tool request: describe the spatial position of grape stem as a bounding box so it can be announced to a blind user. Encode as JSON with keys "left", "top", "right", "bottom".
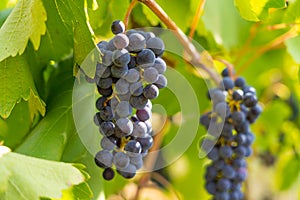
{"left": 137, "top": 0, "right": 221, "bottom": 85}
{"left": 124, "top": 0, "right": 138, "bottom": 29}
{"left": 188, "top": 0, "right": 207, "bottom": 40}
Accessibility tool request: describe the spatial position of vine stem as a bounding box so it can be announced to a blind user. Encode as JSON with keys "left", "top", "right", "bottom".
{"left": 137, "top": 0, "right": 221, "bottom": 85}
{"left": 237, "top": 27, "right": 298, "bottom": 75}
{"left": 124, "top": 0, "right": 138, "bottom": 29}
{"left": 188, "top": 0, "right": 207, "bottom": 40}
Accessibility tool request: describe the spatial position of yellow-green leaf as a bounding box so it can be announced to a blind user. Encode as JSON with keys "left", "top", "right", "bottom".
{"left": 0, "top": 152, "right": 88, "bottom": 200}
{"left": 0, "top": 0, "right": 47, "bottom": 61}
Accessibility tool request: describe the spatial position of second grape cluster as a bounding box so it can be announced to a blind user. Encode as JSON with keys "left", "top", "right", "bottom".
{"left": 200, "top": 69, "right": 262, "bottom": 200}
{"left": 91, "top": 20, "right": 167, "bottom": 180}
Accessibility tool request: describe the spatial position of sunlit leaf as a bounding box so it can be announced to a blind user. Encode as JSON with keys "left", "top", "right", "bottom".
{"left": 0, "top": 0, "right": 47, "bottom": 61}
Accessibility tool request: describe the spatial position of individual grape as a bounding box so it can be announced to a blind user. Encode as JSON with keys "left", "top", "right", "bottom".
{"left": 154, "top": 74, "right": 167, "bottom": 89}
{"left": 210, "top": 89, "right": 226, "bottom": 104}
{"left": 230, "top": 190, "right": 243, "bottom": 200}
{"left": 243, "top": 86, "right": 256, "bottom": 95}
{"left": 128, "top": 55, "right": 137, "bottom": 69}
{"left": 234, "top": 168, "right": 247, "bottom": 182}
{"left": 232, "top": 89, "right": 244, "bottom": 101}
{"left": 205, "top": 165, "right": 218, "bottom": 181}
{"left": 136, "top": 108, "right": 151, "bottom": 122}
{"left": 143, "top": 84, "right": 159, "bottom": 99}
{"left": 115, "top": 78, "right": 130, "bottom": 95}
{"left": 234, "top": 134, "right": 247, "bottom": 145}
{"left": 221, "top": 68, "right": 229, "bottom": 77}
{"left": 111, "top": 20, "right": 125, "bottom": 34}
{"left": 95, "top": 150, "right": 113, "bottom": 168}
{"left": 112, "top": 49, "right": 131, "bottom": 66}
{"left": 107, "top": 39, "right": 117, "bottom": 51}
{"left": 97, "top": 77, "right": 113, "bottom": 89}
{"left": 215, "top": 192, "right": 229, "bottom": 200}
{"left": 213, "top": 159, "right": 226, "bottom": 170}
{"left": 129, "top": 81, "right": 144, "bottom": 96}
{"left": 207, "top": 147, "right": 219, "bottom": 161}
{"left": 127, "top": 33, "right": 146, "bottom": 52}
{"left": 143, "top": 67, "right": 159, "bottom": 83}
{"left": 124, "top": 140, "right": 142, "bottom": 155}
{"left": 243, "top": 93, "right": 257, "bottom": 107}
{"left": 214, "top": 102, "right": 228, "bottom": 117}
{"left": 234, "top": 77, "right": 246, "bottom": 88}
{"left": 97, "top": 41, "right": 108, "bottom": 51}
{"left": 144, "top": 31, "right": 155, "bottom": 40}
{"left": 153, "top": 57, "right": 166, "bottom": 74}
{"left": 129, "top": 94, "right": 148, "bottom": 109}
{"left": 144, "top": 120, "right": 153, "bottom": 134}
{"left": 232, "top": 158, "right": 247, "bottom": 169}
{"left": 124, "top": 68, "right": 140, "bottom": 83}
{"left": 132, "top": 121, "right": 147, "bottom": 137}
{"left": 111, "top": 65, "right": 128, "bottom": 78}
{"left": 234, "top": 146, "right": 247, "bottom": 158}
{"left": 136, "top": 49, "right": 155, "bottom": 68}
{"left": 116, "top": 118, "right": 133, "bottom": 135}
{"left": 205, "top": 182, "right": 217, "bottom": 195}
{"left": 101, "top": 136, "right": 116, "bottom": 150}
{"left": 99, "top": 106, "right": 114, "bottom": 121}
{"left": 100, "top": 121, "right": 115, "bottom": 136}
{"left": 217, "top": 178, "right": 231, "bottom": 192}
{"left": 136, "top": 134, "right": 153, "bottom": 151}
{"left": 222, "top": 165, "right": 236, "bottom": 179}
{"left": 146, "top": 37, "right": 164, "bottom": 56}
{"left": 125, "top": 29, "right": 137, "bottom": 37}
{"left": 113, "top": 152, "right": 130, "bottom": 169}
{"left": 96, "top": 63, "right": 111, "bottom": 78}
{"left": 117, "top": 163, "right": 136, "bottom": 179}
{"left": 219, "top": 146, "right": 233, "bottom": 159}
{"left": 103, "top": 167, "right": 115, "bottom": 181}
{"left": 94, "top": 112, "right": 102, "bottom": 126}
{"left": 97, "top": 86, "right": 113, "bottom": 97}
{"left": 231, "top": 111, "right": 246, "bottom": 125}
{"left": 113, "top": 33, "right": 129, "bottom": 49}
{"left": 130, "top": 154, "right": 143, "bottom": 169}
{"left": 118, "top": 92, "right": 132, "bottom": 101}
{"left": 115, "top": 101, "right": 132, "bottom": 118}
{"left": 102, "top": 50, "right": 113, "bottom": 66}
{"left": 96, "top": 96, "right": 107, "bottom": 110}
{"left": 220, "top": 77, "right": 234, "bottom": 90}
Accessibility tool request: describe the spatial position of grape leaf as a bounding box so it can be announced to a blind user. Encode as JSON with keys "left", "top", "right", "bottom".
{"left": 0, "top": 0, "right": 47, "bottom": 61}
{"left": 234, "top": 0, "right": 285, "bottom": 21}
{"left": 15, "top": 59, "right": 75, "bottom": 161}
{"left": 278, "top": 157, "right": 300, "bottom": 190}
{"left": 0, "top": 152, "right": 88, "bottom": 200}
{"left": 0, "top": 100, "right": 32, "bottom": 149}
{"left": 0, "top": 55, "right": 45, "bottom": 119}
{"left": 285, "top": 35, "right": 300, "bottom": 64}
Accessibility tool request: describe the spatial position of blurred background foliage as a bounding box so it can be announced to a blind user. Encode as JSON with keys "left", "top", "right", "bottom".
{"left": 0, "top": 0, "right": 300, "bottom": 199}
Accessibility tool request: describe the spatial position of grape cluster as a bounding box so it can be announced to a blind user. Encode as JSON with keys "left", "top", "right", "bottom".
{"left": 91, "top": 20, "right": 167, "bottom": 180}
{"left": 200, "top": 68, "right": 262, "bottom": 200}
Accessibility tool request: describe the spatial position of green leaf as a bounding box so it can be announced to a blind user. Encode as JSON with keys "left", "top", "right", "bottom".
{"left": 0, "top": 55, "right": 45, "bottom": 119}
{"left": 15, "top": 59, "right": 75, "bottom": 161}
{"left": 285, "top": 35, "right": 300, "bottom": 64}
{"left": 0, "top": 0, "right": 47, "bottom": 61}
{"left": 234, "top": 0, "right": 286, "bottom": 21}
{"left": 202, "top": 0, "right": 251, "bottom": 50}
{"left": 278, "top": 156, "right": 300, "bottom": 190}
{"left": 0, "top": 100, "right": 32, "bottom": 149}
{"left": 0, "top": 152, "right": 88, "bottom": 200}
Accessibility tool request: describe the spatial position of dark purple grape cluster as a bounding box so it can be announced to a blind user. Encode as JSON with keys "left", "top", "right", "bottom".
{"left": 89, "top": 20, "right": 167, "bottom": 180}
{"left": 200, "top": 68, "right": 262, "bottom": 200}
